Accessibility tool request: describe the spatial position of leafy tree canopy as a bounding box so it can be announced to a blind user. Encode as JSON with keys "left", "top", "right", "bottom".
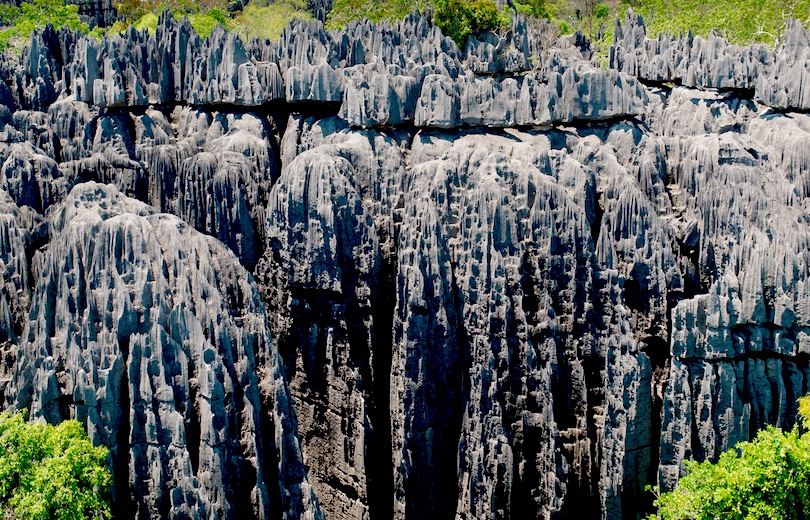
{"left": 0, "top": 411, "right": 111, "bottom": 520}
{"left": 97, "top": 0, "right": 311, "bottom": 39}
{"left": 432, "top": 0, "right": 511, "bottom": 46}
{"left": 649, "top": 396, "right": 810, "bottom": 519}
{"left": 0, "top": 0, "right": 89, "bottom": 52}
{"left": 234, "top": 0, "right": 314, "bottom": 41}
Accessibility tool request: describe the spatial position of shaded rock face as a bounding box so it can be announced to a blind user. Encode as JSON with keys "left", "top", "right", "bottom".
{"left": 6, "top": 182, "right": 321, "bottom": 520}
{"left": 67, "top": 0, "right": 123, "bottom": 28}
{"left": 2, "top": 9, "right": 810, "bottom": 520}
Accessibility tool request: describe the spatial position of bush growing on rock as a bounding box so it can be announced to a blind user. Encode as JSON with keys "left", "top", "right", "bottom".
{"left": 0, "top": 411, "right": 111, "bottom": 520}
{"left": 433, "top": 0, "right": 510, "bottom": 46}
{"left": 650, "top": 396, "right": 810, "bottom": 519}
{"left": 234, "top": 0, "right": 314, "bottom": 40}
{"left": 115, "top": 0, "right": 310, "bottom": 38}
{"left": 622, "top": 0, "right": 810, "bottom": 46}
{"left": 514, "top": 0, "right": 548, "bottom": 18}
{"left": 326, "top": 0, "right": 430, "bottom": 29}
{"left": 0, "top": 0, "right": 88, "bottom": 52}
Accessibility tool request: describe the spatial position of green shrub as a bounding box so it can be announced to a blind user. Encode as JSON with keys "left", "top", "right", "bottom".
{"left": 186, "top": 6, "right": 235, "bottom": 38}
{"left": 0, "top": 4, "right": 19, "bottom": 26}
{"left": 235, "top": 0, "right": 313, "bottom": 41}
{"left": 326, "top": 0, "right": 429, "bottom": 30}
{"left": 433, "top": 0, "right": 509, "bottom": 47}
{"left": 133, "top": 11, "right": 159, "bottom": 33}
{"left": 649, "top": 396, "right": 810, "bottom": 519}
{"left": 0, "top": 0, "right": 89, "bottom": 52}
{"left": 0, "top": 411, "right": 111, "bottom": 520}
{"left": 114, "top": 0, "right": 198, "bottom": 20}
{"left": 620, "top": 0, "right": 810, "bottom": 47}
{"left": 514, "top": 0, "right": 548, "bottom": 19}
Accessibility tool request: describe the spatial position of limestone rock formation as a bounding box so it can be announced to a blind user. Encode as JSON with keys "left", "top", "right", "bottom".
{"left": 5, "top": 182, "right": 322, "bottom": 520}
{"left": 0, "top": 7, "right": 809, "bottom": 520}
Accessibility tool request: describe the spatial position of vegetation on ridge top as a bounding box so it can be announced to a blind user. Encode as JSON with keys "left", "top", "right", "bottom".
{"left": 0, "top": 0, "right": 809, "bottom": 58}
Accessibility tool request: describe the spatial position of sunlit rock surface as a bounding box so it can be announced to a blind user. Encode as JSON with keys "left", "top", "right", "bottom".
{"left": 0, "top": 8, "right": 809, "bottom": 520}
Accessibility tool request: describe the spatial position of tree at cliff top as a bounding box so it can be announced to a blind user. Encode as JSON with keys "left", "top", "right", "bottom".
{"left": 324, "top": 0, "right": 430, "bottom": 28}
{"left": 0, "top": 411, "right": 111, "bottom": 520}
{"left": 233, "top": 0, "right": 313, "bottom": 40}
{"left": 0, "top": 0, "right": 88, "bottom": 51}
{"left": 650, "top": 396, "right": 810, "bottom": 519}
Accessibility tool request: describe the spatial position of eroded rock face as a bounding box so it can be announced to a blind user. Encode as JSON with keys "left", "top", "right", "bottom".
{"left": 5, "top": 183, "right": 321, "bottom": 520}
{"left": 0, "top": 190, "right": 38, "bottom": 403}
{"left": 1, "top": 8, "right": 810, "bottom": 520}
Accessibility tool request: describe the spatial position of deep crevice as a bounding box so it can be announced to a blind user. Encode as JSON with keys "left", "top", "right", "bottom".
{"left": 641, "top": 337, "right": 669, "bottom": 516}
{"left": 112, "top": 338, "right": 132, "bottom": 520}
{"left": 366, "top": 255, "right": 396, "bottom": 520}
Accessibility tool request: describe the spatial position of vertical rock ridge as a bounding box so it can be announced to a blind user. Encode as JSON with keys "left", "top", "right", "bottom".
{"left": 0, "top": 9, "right": 809, "bottom": 520}
{"left": 4, "top": 182, "right": 322, "bottom": 520}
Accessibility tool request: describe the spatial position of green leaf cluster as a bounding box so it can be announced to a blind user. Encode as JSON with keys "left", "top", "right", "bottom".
{"left": 234, "top": 0, "right": 313, "bottom": 41}
{"left": 104, "top": 0, "right": 237, "bottom": 37}
{"left": 326, "top": 0, "right": 431, "bottom": 30}
{"left": 622, "top": 0, "right": 810, "bottom": 46}
{"left": 0, "top": 411, "right": 111, "bottom": 520}
{"left": 326, "top": 0, "right": 514, "bottom": 46}
{"left": 514, "top": 0, "right": 548, "bottom": 19}
{"left": 0, "top": 0, "right": 89, "bottom": 53}
{"left": 96, "top": 0, "right": 310, "bottom": 40}
{"left": 650, "top": 396, "right": 810, "bottom": 519}
{"left": 432, "top": 0, "right": 510, "bottom": 46}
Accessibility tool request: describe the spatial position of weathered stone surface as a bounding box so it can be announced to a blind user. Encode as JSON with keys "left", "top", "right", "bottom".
{"left": 0, "top": 142, "right": 71, "bottom": 212}
{"left": 0, "top": 190, "right": 37, "bottom": 403}
{"left": 5, "top": 182, "right": 322, "bottom": 520}
{"left": 610, "top": 11, "right": 771, "bottom": 91}
{"left": 339, "top": 64, "right": 420, "bottom": 127}
{"left": 0, "top": 8, "right": 809, "bottom": 520}
{"left": 654, "top": 127, "right": 810, "bottom": 492}
{"left": 414, "top": 73, "right": 459, "bottom": 128}
{"left": 611, "top": 11, "right": 810, "bottom": 111}
{"left": 285, "top": 62, "right": 343, "bottom": 103}
{"left": 756, "top": 18, "right": 810, "bottom": 109}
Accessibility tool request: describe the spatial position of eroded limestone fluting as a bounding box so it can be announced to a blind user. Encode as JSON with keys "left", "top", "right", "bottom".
{"left": 5, "top": 183, "right": 321, "bottom": 520}
{"left": 0, "top": 8, "right": 809, "bottom": 520}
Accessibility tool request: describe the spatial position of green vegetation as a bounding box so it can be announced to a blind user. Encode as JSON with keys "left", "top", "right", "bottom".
{"left": 326, "top": 0, "right": 510, "bottom": 46}
{"left": 0, "top": 0, "right": 88, "bottom": 52}
{"left": 543, "top": 0, "right": 810, "bottom": 47}
{"left": 622, "top": 0, "right": 810, "bottom": 46}
{"left": 432, "top": 0, "right": 510, "bottom": 46}
{"left": 649, "top": 396, "right": 810, "bottom": 519}
{"left": 0, "top": 0, "right": 808, "bottom": 54}
{"left": 514, "top": 0, "right": 548, "bottom": 19}
{"left": 234, "top": 0, "right": 313, "bottom": 41}
{"left": 110, "top": 0, "right": 237, "bottom": 37}
{"left": 0, "top": 411, "right": 111, "bottom": 520}
{"left": 326, "top": 0, "right": 430, "bottom": 28}
{"left": 93, "top": 0, "right": 310, "bottom": 40}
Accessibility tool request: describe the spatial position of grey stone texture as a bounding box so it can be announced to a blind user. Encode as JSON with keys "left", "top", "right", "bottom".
{"left": 0, "top": 8, "right": 809, "bottom": 520}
